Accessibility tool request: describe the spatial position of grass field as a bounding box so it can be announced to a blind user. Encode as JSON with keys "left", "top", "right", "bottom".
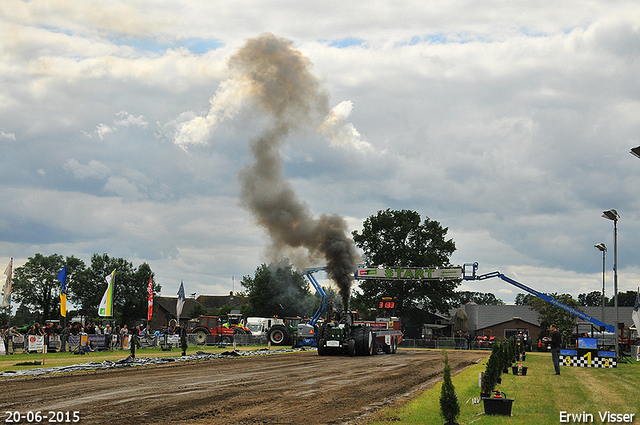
{"left": 367, "top": 350, "right": 640, "bottom": 424}
{"left": 0, "top": 344, "right": 260, "bottom": 373}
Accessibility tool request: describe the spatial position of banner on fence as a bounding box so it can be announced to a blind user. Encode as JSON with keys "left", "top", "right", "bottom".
{"left": 28, "top": 335, "right": 45, "bottom": 352}
{"left": 48, "top": 335, "right": 61, "bottom": 350}
{"left": 123, "top": 335, "right": 130, "bottom": 350}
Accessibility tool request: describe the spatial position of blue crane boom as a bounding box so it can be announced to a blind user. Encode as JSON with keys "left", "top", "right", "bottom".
{"left": 303, "top": 267, "right": 327, "bottom": 326}
{"left": 463, "top": 262, "right": 615, "bottom": 333}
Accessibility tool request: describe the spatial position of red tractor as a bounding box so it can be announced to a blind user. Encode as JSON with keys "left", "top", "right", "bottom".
{"left": 187, "top": 316, "right": 235, "bottom": 344}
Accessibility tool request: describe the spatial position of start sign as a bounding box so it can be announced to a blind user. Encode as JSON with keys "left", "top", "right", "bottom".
{"left": 356, "top": 267, "right": 462, "bottom": 280}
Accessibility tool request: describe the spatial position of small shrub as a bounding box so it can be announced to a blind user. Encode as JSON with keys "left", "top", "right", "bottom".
{"left": 440, "top": 351, "right": 460, "bottom": 424}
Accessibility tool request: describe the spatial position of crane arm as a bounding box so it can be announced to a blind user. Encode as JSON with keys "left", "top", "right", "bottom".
{"left": 303, "top": 267, "right": 327, "bottom": 326}
{"left": 463, "top": 262, "right": 615, "bottom": 333}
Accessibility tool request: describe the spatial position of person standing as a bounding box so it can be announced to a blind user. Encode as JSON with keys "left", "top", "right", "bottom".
{"left": 550, "top": 324, "right": 562, "bottom": 375}
{"left": 60, "top": 324, "right": 71, "bottom": 352}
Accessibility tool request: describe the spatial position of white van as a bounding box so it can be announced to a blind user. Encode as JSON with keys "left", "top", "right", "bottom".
{"left": 245, "top": 317, "right": 283, "bottom": 336}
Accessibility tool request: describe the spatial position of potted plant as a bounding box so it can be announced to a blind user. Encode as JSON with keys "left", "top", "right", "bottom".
{"left": 481, "top": 342, "right": 502, "bottom": 397}
{"left": 501, "top": 341, "right": 510, "bottom": 374}
{"left": 440, "top": 351, "right": 460, "bottom": 425}
{"left": 511, "top": 362, "right": 528, "bottom": 376}
{"left": 483, "top": 390, "right": 515, "bottom": 416}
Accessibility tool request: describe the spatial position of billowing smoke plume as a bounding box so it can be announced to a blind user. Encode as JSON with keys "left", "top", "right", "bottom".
{"left": 206, "top": 33, "right": 359, "bottom": 309}
{"left": 233, "top": 34, "right": 359, "bottom": 309}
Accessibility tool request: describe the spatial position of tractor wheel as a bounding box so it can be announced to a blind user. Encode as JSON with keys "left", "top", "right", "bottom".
{"left": 358, "top": 327, "right": 373, "bottom": 356}
{"left": 348, "top": 339, "right": 356, "bottom": 357}
{"left": 195, "top": 329, "right": 209, "bottom": 344}
{"left": 319, "top": 323, "right": 332, "bottom": 340}
{"left": 354, "top": 326, "right": 373, "bottom": 356}
{"left": 221, "top": 336, "right": 232, "bottom": 344}
{"left": 318, "top": 339, "right": 326, "bottom": 356}
{"left": 268, "top": 325, "right": 290, "bottom": 346}
{"left": 383, "top": 339, "right": 392, "bottom": 354}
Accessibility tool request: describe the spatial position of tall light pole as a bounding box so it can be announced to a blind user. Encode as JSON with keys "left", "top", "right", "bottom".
{"left": 594, "top": 243, "right": 606, "bottom": 324}
{"left": 602, "top": 209, "right": 619, "bottom": 358}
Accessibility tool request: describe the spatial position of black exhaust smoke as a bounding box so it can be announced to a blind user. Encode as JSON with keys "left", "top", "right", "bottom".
{"left": 232, "top": 33, "right": 359, "bottom": 310}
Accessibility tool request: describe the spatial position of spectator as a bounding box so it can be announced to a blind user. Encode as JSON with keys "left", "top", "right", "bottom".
{"left": 86, "top": 322, "right": 95, "bottom": 335}
{"left": 550, "top": 324, "right": 562, "bottom": 375}
{"left": 104, "top": 325, "right": 112, "bottom": 335}
{"left": 61, "top": 324, "right": 71, "bottom": 352}
{"left": 1, "top": 329, "right": 6, "bottom": 355}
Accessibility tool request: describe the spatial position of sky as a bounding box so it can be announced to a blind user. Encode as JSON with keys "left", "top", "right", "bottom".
{"left": 1, "top": 1, "right": 640, "bottom": 308}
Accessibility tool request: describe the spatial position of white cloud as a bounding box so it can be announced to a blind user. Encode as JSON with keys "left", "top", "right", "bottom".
{"left": 64, "top": 159, "right": 111, "bottom": 180}
{"left": 114, "top": 110, "right": 148, "bottom": 128}
{"left": 1, "top": 130, "right": 16, "bottom": 141}
{"left": 318, "top": 101, "right": 372, "bottom": 151}
{"left": 1, "top": 0, "right": 640, "bottom": 305}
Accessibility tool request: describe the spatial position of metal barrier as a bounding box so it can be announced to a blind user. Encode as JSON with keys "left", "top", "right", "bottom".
{"left": 398, "top": 337, "right": 474, "bottom": 349}
{"left": 6, "top": 332, "right": 273, "bottom": 353}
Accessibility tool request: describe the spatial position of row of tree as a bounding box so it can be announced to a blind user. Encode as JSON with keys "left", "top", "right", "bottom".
{"left": 515, "top": 291, "right": 639, "bottom": 307}
{"left": 5, "top": 253, "right": 159, "bottom": 328}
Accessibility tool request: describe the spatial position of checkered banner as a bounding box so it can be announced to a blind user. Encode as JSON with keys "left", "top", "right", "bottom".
{"left": 560, "top": 355, "right": 617, "bottom": 368}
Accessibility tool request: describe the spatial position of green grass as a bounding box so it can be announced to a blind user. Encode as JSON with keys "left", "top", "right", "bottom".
{"left": 366, "top": 351, "right": 640, "bottom": 424}
{"left": 0, "top": 344, "right": 272, "bottom": 374}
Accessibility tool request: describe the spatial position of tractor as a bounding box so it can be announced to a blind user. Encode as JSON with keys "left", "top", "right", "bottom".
{"left": 316, "top": 310, "right": 374, "bottom": 357}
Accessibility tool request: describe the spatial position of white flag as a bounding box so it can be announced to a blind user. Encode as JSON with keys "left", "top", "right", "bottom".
{"left": 2, "top": 258, "right": 12, "bottom": 308}
{"left": 176, "top": 281, "right": 185, "bottom": 320}
{"left": 98, "top": 270, "right": 115, "bottom": 317}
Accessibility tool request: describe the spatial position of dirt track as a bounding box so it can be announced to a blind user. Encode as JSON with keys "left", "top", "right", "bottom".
{"left": 0, "top": 349, "right": 487, "bottom": 425}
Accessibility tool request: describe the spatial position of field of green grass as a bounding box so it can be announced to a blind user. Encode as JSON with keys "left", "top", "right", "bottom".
{"left": 366, "top": 350, "right": 640, "bottom": 424}
{"left": 0, "top": 344, "right": 267, "bottom": 374}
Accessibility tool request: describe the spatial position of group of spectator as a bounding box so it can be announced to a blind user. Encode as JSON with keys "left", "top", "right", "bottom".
{"left": 0, "top": 320, "right": 187, "bottom": 355}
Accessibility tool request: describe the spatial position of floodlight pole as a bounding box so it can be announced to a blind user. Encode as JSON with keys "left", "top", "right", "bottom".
{"left": 594, "top": 243, "right": 606, "bottom": 323}
{"left": 601, "top": 209, "right": 619, "bottom": 358}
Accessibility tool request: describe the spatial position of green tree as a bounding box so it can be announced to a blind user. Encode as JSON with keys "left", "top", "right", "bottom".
{"left": 514, "top": 293, "right": 534, "bottom": 305}
{"left": 611, "top": 290, "right": 638, "bottom": 307}
{"left": 189, "top": 304, "right": 208, "bottom": 318}
{"left": 68, "top": 253, "right": 159, "bottom": 327}
{"left": 241, "top": 258, "right": 314, "bottom": 317}
{"left": 11, "top": 304, "right": 38, "bottom": 327}
{"left": 481, "top": 342, "right": 502, "bottom": 395}
{"left": 12, "top": 253, "right": 85, "bottom": 322}
{"left": 578, "top": 291, "right": 607, "bottom": 307}
{"left": 455, "top": 291, "right": 505, "bottom": 305}
{"left": 440, "top": 351, "right": 460, "bottom": 425}
{"left": 0, "top": 306, "right": 11, "bottom": 327}
{"left": 529, "top": 293, "right": 581, "bottom": 344}
{"left": 351, "top": 209, "right": 459, "bottom": 337}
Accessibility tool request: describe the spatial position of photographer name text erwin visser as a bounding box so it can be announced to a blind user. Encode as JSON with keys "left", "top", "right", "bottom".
{"left": 560, "top": 411, "right": 635, "bottom": 423}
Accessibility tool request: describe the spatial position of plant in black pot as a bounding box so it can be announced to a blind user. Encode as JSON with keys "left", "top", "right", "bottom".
{"left": 501, "top": 341, "right": 510, "bottom": 374}
{"left": 483, "top": 390, "right": 515, "bottom": 416}
{"left": 481, "top": 342, "right": 502, "bottom": 397}
{"left": 440, "top": 351, "right": 460, "bottom": 425}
